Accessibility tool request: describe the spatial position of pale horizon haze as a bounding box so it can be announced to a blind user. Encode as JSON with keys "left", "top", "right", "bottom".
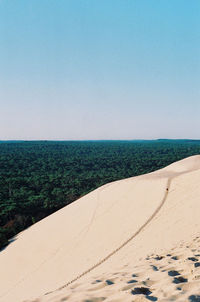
{"left": 0, "top": 0, "right": 200, "bottom": 140}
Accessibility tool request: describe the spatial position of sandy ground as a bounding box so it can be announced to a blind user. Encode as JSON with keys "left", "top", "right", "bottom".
{"left": 34, "top": 234, "right": 200, "bottom": 302}
{"left": 1, "top": 155, "right": 200, "bottom": 302}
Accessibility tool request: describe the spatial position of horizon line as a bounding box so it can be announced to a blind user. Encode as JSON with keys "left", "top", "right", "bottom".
{"left": 1, "top": 138, "right": 200, "bottom": 142}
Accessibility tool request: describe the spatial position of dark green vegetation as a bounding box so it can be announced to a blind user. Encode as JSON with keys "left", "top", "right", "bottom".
{"left": 0, "top": 140, "right": 200, "bottom": 249}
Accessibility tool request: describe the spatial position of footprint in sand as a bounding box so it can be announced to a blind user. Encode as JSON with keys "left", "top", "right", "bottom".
{"left": 173, "top": 276, "right": 188, "bottom": 284}
{"left": 171, "top": 256, "right": 179, "bottom": 260}
{"left": 122, "top": 279, "right": 138, "bottom": 291}
{"left": 193, "top": 274, "right": 200, "bottom": 280}
{"left": 132, "top": 273, "right": 138, "bottom": 277}
{"left": 69, "top": 282, "right": 81, "bottom": 289}
{"left": 146, "top": 297, "right": 158, "bottom": 301}
{"left": 131, "top": 287, "right": 152, "bottom": 295}
{"left": 88, "top": 280, "right": 106, "bottom": 291}
{"left": 154, "top": 256, "right": 164, "bottom": 261}
{"left": 142, "top": 279, "right": 156, "bottom": 287}
{"left": 83, "top": 298, "right": 106, "bottom": 302}
{"left": 122, "top": 284, "right": 137, "bottom": 291}
{"left": 133, "top": 297, "right": 149, "bottom": 302}
{"left": 89, "top": 278, "right": 115, "bottom": 290}
{"left": 127, "top": 279, "right": 138, "bottom": 284}
{"left": 188, "top": 257, "right": 198, "bottom": 262}
{"left": 105, "top": 279, "right": 115, "bottom": 285}
{"left": 91, "top": 280, "right": 102, "bottom": 284}
{"left": 151, "top": 265, "right": 159, "bottom": 271}
{"left": 131, "top": 287, "right": 158, "bottom": 301}
{"left": 177, "top": 281, "right": 200, "bottom": 291}
{"left": 59, "top": 298, "right": 69, "bottom": 302}
{"left": 168, "top": 270, "right": 180, "bottom": 277}
{"left": 188, "top": 295, "right": 200, "bottom": 302}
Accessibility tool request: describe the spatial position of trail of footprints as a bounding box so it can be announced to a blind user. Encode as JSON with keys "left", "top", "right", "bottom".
{"left": 32, "top": 236, "right": 200, "bottom": 302}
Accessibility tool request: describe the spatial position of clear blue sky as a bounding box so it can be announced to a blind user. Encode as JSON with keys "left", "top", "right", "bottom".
{"left": 0, "top": 0, "right": 199, "bottom": 140}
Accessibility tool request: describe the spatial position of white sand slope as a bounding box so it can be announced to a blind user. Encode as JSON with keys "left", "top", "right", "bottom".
{"left": 1, "top": 155, "right": 200, "bottom": 302}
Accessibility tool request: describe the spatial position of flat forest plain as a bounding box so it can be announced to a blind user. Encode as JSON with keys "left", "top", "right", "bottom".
{"left": 1, "top": 139, "right": 200, "bottom": 249}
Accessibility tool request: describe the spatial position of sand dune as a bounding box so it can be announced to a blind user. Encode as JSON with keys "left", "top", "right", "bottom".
{"left": 1, "top": 155, "right": 200, "bottom": 302}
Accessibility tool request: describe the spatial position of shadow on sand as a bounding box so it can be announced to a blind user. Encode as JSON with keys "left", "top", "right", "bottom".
{"left": 0, "top": 237, "right": 17, "bottom": 253}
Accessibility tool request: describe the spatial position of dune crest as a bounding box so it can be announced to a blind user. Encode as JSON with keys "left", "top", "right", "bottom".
{"left": 1, "top": 155, "right": 200, "bottom": 302}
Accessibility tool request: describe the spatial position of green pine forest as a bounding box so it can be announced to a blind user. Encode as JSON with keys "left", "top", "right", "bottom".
{"left": 1, "top": 140, "right": 200, "bottom": 250}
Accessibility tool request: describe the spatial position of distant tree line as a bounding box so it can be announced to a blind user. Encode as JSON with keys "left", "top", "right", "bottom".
{"left": 0, "top": 140, "right": 200, "bottom": 249}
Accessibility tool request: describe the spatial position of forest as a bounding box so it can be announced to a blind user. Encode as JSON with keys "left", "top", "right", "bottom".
{"left": 1, "top": 139, "right": 200, "bottom": 249}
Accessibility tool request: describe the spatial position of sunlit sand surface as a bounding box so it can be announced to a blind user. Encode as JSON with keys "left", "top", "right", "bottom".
{"left": 1, "top": 155, "right": 200, "bottom": 302}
